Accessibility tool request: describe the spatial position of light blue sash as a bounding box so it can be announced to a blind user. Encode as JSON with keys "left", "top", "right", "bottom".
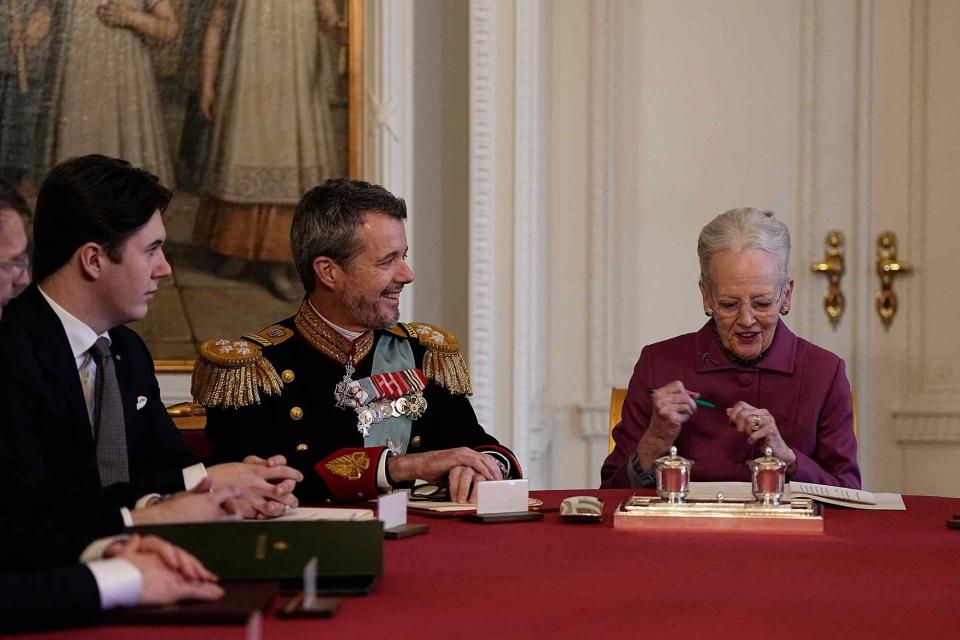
{"left": 363, "top": 334, "right": 416, "bottom": 453}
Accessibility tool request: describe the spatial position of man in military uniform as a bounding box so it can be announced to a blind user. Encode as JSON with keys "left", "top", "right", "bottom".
{"left": 195, "top": 178, "right": 520, "bottom": 503}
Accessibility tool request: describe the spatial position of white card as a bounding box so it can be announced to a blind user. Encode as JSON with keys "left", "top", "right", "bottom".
{"left": 378, "top": 490, "right": 408, "bottom": 529}
{"left": 476, "top": 479, "right": 529, "bottom": 515}
{"left": 303, "top": 556, "right": 318, "bottom": 604}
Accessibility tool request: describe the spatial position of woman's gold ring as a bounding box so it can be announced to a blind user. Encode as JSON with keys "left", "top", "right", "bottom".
{"left": 750, "top": 414, "right": 762, "bottom": 431}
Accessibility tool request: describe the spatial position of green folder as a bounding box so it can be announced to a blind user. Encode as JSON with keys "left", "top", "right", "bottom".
{"left": 131, "top": 520, "right": 383, "bottom": 593}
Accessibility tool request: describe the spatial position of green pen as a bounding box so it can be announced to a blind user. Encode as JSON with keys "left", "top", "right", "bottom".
{"left": 647, "top": 388, "right": 717, "bottom": 409}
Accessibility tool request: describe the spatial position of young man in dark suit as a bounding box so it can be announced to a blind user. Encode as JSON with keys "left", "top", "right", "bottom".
{"left": 0, "top": 155, "right": 303, "bottom": 534}
{"left": 0, "top": 178, "right": 226, "bottom": 634}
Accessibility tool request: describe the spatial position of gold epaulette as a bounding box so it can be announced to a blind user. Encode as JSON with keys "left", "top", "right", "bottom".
{"left": 387, "top": 322, "right": 472, "bottom": 396}
{"left": 191, "top": 338, "right": 284, "bottom": 409}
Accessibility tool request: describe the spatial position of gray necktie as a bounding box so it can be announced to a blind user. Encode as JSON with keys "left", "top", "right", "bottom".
{"left": 91, "top": 337, "right": 129, "bottom": 486}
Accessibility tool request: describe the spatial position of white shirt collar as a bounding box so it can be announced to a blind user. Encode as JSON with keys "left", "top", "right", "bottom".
{"left": 308, "top": 299, "right": 365, "bottom": 341}
{"left": 38, "top": 286, "right": 110, "bottom": 359}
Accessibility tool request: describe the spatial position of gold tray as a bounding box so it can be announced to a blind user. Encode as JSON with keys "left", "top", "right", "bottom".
{"left": 613, "top": 496, "right": 823, "bottom": 534}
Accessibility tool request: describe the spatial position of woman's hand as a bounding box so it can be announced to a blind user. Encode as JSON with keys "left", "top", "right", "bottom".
{"left": 727, "top": 401, "right": 797, "bottom": 471}
{"left": 635, "top": 381, "right": 699, "bottom": 468}
{"left": 649, "top": 381, "right": 699, "bottom": 436}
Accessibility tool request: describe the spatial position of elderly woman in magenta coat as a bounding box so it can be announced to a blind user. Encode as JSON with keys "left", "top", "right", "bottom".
{"left": 601, "top": 208, "right": 861, "bottom": 489}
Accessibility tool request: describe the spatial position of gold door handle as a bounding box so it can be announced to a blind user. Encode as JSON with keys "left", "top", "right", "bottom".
{"left": 810, "top": 231, "right": 846, "bottom": 327}
{"left": 875, "top": 231, "right": 911, "bottom": 328}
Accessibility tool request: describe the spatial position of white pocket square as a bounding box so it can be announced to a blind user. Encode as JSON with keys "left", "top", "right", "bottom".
{"left": 136, "top": 396, "right": 147, "bottom": 410}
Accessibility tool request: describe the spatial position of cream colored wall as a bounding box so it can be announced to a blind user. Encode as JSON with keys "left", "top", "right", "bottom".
{"left": 411, "top": 0, "right": 471, "bottom": 349}
{"left": 546, "top": 3, "right": 592, "bottom": 487}
{"left": 487, "top": 0, "right": 959, "bottom": 494}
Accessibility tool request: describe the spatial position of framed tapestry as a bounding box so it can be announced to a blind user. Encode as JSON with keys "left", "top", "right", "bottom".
{"left": 0, "top": 0, "right": 364, "bottom": 370}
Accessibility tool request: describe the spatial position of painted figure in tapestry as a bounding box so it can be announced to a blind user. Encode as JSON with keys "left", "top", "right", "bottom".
{"left": 192, "top": 0, "right": 347, "bottom": 301}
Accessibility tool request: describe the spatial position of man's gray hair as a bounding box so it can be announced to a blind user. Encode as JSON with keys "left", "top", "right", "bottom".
{"left": 291, "top": 178, "right": 406, "bottom": 292}
{"left": 697, "top": 207, "right": 790, "bottom": 289}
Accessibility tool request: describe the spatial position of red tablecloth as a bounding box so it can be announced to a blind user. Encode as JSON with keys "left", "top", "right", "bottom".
{"left": 16, "top": 490, "right": 960, "bottom": 639}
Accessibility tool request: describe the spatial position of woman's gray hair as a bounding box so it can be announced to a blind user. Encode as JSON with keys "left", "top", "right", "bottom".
{"left": 697, "top": 207, "right": 790, "bottom": 289}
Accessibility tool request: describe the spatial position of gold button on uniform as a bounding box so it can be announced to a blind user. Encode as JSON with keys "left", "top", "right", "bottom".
{"left": 296, "top": 443, "right": 308, "bottom": 451}
{"left": 289, "top": 406, "right": 303, "bottom": 420}
{"left": 410, "top": 435, "right": 422, "bottom": 449}
{"left": 282, "top": 369, "right": 295, "bottom": 383}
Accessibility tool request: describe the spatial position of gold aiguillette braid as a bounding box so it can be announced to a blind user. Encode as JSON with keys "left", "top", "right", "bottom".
{"left": 422, "top": 350, "right": 473, "bottom": 396}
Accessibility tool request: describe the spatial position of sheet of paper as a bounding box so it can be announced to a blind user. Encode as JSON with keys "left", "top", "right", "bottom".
{"left": 253, "top": 507, "right": 375, "bottom": 522}
{"left": 477, "top": 479, "right": 529, "bottom": 515}
{"left": 789, "top": 481, "right": 876, "bottom": 504}
{"left": 378, "top": 491, "right": 407, "bottom": 529}
{"left": 407, "top": 501, "right": 476, "bottom": 513}
{"left": 789, "top": 482, "right": 904, "bottom": 510}
{"left": 689, "top": 481, "right": 905, "bottom": 510}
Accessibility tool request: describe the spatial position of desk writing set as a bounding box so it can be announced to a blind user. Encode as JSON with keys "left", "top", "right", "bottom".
{"left": 614, "top": 447, "right": 824, "bottom": 533}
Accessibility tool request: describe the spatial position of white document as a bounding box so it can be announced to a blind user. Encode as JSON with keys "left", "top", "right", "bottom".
{"left": 255, "top": 507, "right": 375, "bottom": 522}
{"left": 476, "top": 479, "right": 529, "bottom": 515}
{"left": 788, "top": 481, "right": 905, "bottom": 511}
{"left": 687, "top": 481, "right": 905, "bottom": 510}
{"left": 378, "top": 490, "right": 408, "bottom": 529}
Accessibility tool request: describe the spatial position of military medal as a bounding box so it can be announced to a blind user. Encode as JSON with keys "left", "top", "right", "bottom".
{"left": 339, "top": 368, "right": 430, "bottom": 435}
{"left": 333, "top": 357, "right": 357, "bottom": 409}
{"left": 386, "top": 438, "right": 404, "bottom": 456}
{"left": 406, "top": 393, "right": 428, "bottom": 420}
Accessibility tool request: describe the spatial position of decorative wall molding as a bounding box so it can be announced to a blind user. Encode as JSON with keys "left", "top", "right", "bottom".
{"left": 905, "top": 0, "right": 929, "bottom": 392}
{"left": 892, "top": 410, "right": 960, "bottom": 442}
{"left": 579, "top": 404, "right": 611, "bottom": 440}
{"left": 795, "top": 0, "right": 818, "bottom": 342}
{"left": 512, "top": 0, "right": 551, "bottom": 484}
{"left": 585, "top": 0, "right": 613, "bottom": 405}
{"left": 365, "top": 0, "right": 415, "bottom": 320}
{"left": 158, "top": 374, "right": 192, "bottom": 407}
{"left": 468, "top": 0, "right": 498, "bottom": 431}
{"left": 849, "top": 0, "right": 876, "bottom": 481}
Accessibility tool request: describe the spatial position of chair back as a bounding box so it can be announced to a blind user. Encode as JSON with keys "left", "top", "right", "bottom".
{"left": 166, "top": 401, "right": 212, "bottom": 464}
{"left": 609, "top": 387, "right": 627, "bottom": 454}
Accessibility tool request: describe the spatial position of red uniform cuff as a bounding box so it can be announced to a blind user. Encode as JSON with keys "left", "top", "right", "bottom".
{"left": 476, "top": 444, "right": 523, "bottom": 479}
{"left": 314, "top": 446, "right": 386, "bottom": 502}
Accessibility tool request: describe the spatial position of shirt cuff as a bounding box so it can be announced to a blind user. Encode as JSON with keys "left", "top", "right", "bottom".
{"left": 182, "top": 463, "right": 208, "bottom": 491}
{"left": 376, "top": 450, "right": 393, "bottom": 491}
{"left": 120, "top": 507, "right": 134, "bottom": 528}
{"left": 134, "top": 493, "right": 163, "bottom": 510}
{"left": 483, "top": 452, "right": 511, "bottom": 478}
{"left": 627, "top": 453, "right": 657, "bottom": 488}
{"left": 85, "top": 558, "right": 142, "bottom": 610}
{"left": 79, "top": 535, "right": 131, "bottom": 563}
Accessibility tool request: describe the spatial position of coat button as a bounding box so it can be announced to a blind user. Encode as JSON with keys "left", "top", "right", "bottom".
{"left": 296, "top": 443, "right": 308, "bottom": 451}
{"left": 290, "top": 406, "right": 303, "bottom": 420}
{"left": 736, "top": 373, "right": 753, "bottom": 387}
{"left": 410, "top": 435, "right": 422, "bottom": 449}
{"left": 282, "top": 369, "right": 295, "bottom": 383}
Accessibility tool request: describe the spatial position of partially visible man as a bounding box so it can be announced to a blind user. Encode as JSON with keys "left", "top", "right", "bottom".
{"left": 0, "top": 156, "right": 303, "bottom": 532}
{"left": 195, "top": 178, "right": 520, "bottom": 503}
{"left": 1, "top": 531, "right": 226, "bottom": 634}
{"left": 0, "top": 181, "right": 31, "bottom": 315}
{"left": 0, "top": 177, "right": 226, "bottom": 634}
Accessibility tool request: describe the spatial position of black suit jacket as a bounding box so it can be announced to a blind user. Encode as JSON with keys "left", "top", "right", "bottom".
{"left": 0, "top": 564, "right": 101, "bottom": 633}
{"left": 0, "top": 284, "right": 199, "bottom": 535}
